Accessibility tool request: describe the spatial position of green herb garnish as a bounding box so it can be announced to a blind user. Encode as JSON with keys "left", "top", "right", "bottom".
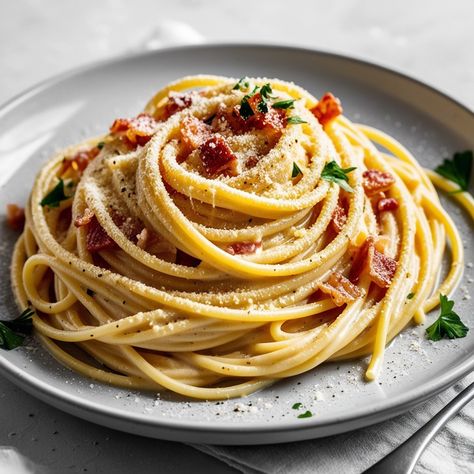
{"left": 239, "top": 86, "right": 259, "bottom": 120}
{"left": 292, "top": 162, "right": 302, "bottom": 178}
{"left": 321, "top": 161, "right": 357, "bottom": 193}
{"left": 240, "top": 99, "right": 254, "bottom": 120}
{"left": 239, "top": 83, "right": 276, "bottom": 118}
{"left": 97, "top": 141, "right": 105, "bottom": 150}
{"left": 233, "top": 77, "right": 249, "bottom": 91}
{"left": 434, "top": 150, "right": 473, "bottom": 193}
{"left": 272, "top": 99, "right": 295, "bottom": 110}
{"left": 0, "top": 308, "right": 34, "bottom": 350}
{"left": 259, "top": 83, "right": 275, "bottom": 100}
{"left": 426, "top": 294, "right": 469, "bottom": 341}
{"left": 297, "top": 410, "right": 313, "bottom": 418}
{"left": 40, "top": 179, "right": 71, "bottom": 208}
{"left": 292, "top": 402, "right": 303, "bottom": 410}
{"left": 287, "top": 116, "right": 307, "bottom": 125}
{"left": 257, "top": 100, "right": 268, "bottom": 114}
{"left": 407, "top": 292, "right": 415, "bottom": 300}
{"left": 257, "top": 83, "right": 275, "bottom": 113}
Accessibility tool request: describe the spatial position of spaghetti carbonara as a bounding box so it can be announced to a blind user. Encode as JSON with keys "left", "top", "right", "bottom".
{"left": 10, "top": 75, "right": 466, "bottom": 399}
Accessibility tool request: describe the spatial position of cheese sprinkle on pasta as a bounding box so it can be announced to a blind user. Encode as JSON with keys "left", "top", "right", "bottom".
{"left": 10, "top": 75, "right": 467, "bottom": 399}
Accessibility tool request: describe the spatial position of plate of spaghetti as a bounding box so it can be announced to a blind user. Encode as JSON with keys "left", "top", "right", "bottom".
{"left": 0, "top": 45, "right": 473, "bottom": 444}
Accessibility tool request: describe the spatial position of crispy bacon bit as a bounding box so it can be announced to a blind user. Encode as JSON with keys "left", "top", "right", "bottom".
{"left": 349, "top": 237, "right": 397, "bottom": 288}
{"left": 211, "top": 105, "right": 247, "bottom": 134}
{"left": 74, "top": 208, "right": 94, "bottom": 228}
{"left": 86, "top": 216, "right": 116, "bottom": 252}
{"left": 164, "top": 92, "right": 193, "bottom": 118}
{"left": 377, "top": 197, "right": 399, "bottom": 213}
{"left": 180, "top": 116, "right": 212, "bottom": 154}
{"left": 331, "top": 198, "right": 348, "bottom": 234}
{"left": 245, "top": 94, "right": 287, "bottom": 137}
{"left": 245, "top": 156, "right": 259, "bottom": 169}
{"left": 362, "top": 169, "right": 395, "bottom": 196}
{"left": 175, "top": 248, "right": 201, "bottom": 267}
{"left": 83, "top": 211, "right": 142, "bottom": 252}
{"left": 367, "top": 244, "right": 397, "bottom": 288}
{"left": 6, "top": 204, "right": 25, "bottom": 231}
{"left": 200, "top": 135, "right": 238, "bottom": 177}
{"left": 318, "top": 272, "right": 362, "bottom": 306}
{"left": 226, "top": 241, "right": 262, "bottom": 255}
{"left": 213, "top": 98, "right": 286, "bottom": 139}
{"left": 59, "top": 147, "right": 100, "bottom": 176}
{"left": 310, "top": 93, "right": 343, "bottom": 126}
{"left": 110, "top": 113, "right": 159, "bottom": 147}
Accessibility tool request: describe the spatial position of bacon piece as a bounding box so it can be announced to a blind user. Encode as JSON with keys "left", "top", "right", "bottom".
{"left": 59, "top": 147, "right": 100, "bottom": 176}
{"left": 110, "top": 113, "right": 160, "bottom": 147}
{"left": 164, "top": 92, "right": 193, "bottom": 118}
{"left": 245, "top": 156, "right": 259, "bottom": 169}
{"left": 318, "top": 272, "right": 362, "bottom": 306}
{"left": 377, "top": 197, "right": 399, "bottom": 213}
{"left": 82, "top": 211, "right": 142, "bottom": 252}
{"left": 180, "top": 116, "right": 212, "bottom": 154}
{"left": 213, "top": 97, "right": 286, "bottom": 139}
{"left": 74, "top": 208, "right": 94, "bottom": 227}
{"left": 331, "top": 197, "right": 348, "bottom": 234}
{"left": 362, "top": 169, "right": 395, "bottom": 196}
{"left": 199, "top": 135, "right": 238, "bottom": 177}
{"left": 211, "top": 105, "right": 247, "bottom": 134}
{"left": 310, "top": 93, "right": 343, "bottom": 126}
{"left": 6, "top": 204, "right": 25, "bottom": 231}
{"left": 175, "top": 248, "right": 201, "bottom": 267}
{"left": 226, "top": 241, "right": 262, "bottom": 255}
{"left": 85, "top": 216, "right": 116, "bottom": 252}
{"left": 349, "top": 237, "right": 397, "bottom": 288}
{"left": 245, "top": 94, "right": 287, "bottom": 138}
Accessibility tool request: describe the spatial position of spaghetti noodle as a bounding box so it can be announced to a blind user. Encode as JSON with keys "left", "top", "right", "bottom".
{"left": 10, "top": 75, "right": 468, "bottom": 399}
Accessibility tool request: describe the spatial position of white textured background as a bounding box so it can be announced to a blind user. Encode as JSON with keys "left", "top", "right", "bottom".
{"left": 1, "top": 1, "right": 473, "bottom": 473}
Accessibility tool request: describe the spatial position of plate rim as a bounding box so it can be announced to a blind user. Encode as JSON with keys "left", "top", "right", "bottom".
{"left": 0, "top": 42, "right": 473, "bottom": 443}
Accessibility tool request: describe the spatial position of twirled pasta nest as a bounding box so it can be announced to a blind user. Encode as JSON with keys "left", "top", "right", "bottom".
{"left": 11, "top": 75, "right": 463, "bottom": 399}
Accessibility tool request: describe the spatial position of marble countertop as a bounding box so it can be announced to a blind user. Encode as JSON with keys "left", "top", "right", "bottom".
{"left": 1, "top": 1, "right": 473, "bottom": 473}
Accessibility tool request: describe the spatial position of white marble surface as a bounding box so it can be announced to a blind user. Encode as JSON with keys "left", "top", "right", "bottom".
{"left": 1, "top": 1, "right": 473, "bottom": 473}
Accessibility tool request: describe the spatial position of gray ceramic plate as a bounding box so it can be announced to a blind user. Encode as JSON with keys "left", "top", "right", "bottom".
{"left": 0, "top": 44, "right": 473, "bottom": 445}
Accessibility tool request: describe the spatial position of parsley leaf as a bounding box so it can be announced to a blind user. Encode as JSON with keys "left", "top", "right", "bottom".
{"left": 407, "top": 292, "right": 415, "bottom": 300}
{"left": 297, "top": 410, "right": 313, "bottom": 418}
{"left": 97, "top": 141, "right": 105, "bottom": 150}
{"left": 292, "top": 402, "right": 303, "bottom": 410}
{"left": 434, "top": 150, "right": 473, "bottom": 193}
{"left": 0, "top": 308, "right": 34, "bottom": 350}
{"left": 239, "top": 86, "right": 259, "bottom": 120}
{"left": 240, "top": 99, "right": 254, "bottom": 120}
{"left": 256, "top": 83, "right": 276, "bottom": 114}
{"left": 257, "top": 100, "right": 268, "bottom": 114}
{"left": 233, "top": 77, "right": 249, "bottom": 91}
{"left": 426, "top": 294, "right": 469, "bottom": 341}
{"left": 273, "top": 99, "right": 295, "bottom": 110}
{"left": 321, "top": 161, "right": 356, "bottom": 193}
{"left": 292, "top": 162, "right": 302, "bottom": 178}
{"left": 40, "top": 179, "right": 71, "bottom": 208}
{"left": 259, "top": 83, "right": 275, "bottom": 100}
{"left": 239, "top": 83, "right": 277, "bottom": 118}
{"left": 287, "top": 116, "right": 307, "bottom": 125}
